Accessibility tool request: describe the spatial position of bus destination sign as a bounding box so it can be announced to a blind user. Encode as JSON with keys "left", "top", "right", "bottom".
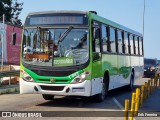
{"left": 29, "top": 16, "right": 85, "bottom": 25}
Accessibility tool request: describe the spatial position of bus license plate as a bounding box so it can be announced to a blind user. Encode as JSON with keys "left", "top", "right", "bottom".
{"left": 72, "top": 88, "right": 85, "bottom": 92}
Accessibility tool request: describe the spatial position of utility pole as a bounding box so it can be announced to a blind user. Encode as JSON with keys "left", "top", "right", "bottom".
{"left": 0, "top": 14, "right": 5, "bottom": 84}
{"left": 143, "top": 0, "right": 146, "bottom": 38}
{"left": 1, "top": 14, "right": 5, "bottom": 71}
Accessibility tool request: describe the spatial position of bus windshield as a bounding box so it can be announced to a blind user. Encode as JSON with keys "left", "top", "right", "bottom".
{"left": 22, "top": 27, "right": 89, "bottom": 67}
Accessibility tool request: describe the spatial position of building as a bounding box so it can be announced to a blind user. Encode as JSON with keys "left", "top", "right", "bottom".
{"left": 0, "top": 22, "right": 22, "bottom": 65}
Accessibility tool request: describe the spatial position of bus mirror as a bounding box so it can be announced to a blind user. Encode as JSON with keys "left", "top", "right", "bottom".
{"left": 93, "top": 52, "right": 101, "bottom": 61}
{"left": 45, "top": 31, "right": 51, "bottom": 41}
{"left": 12, "top": 32, "right": 16, "bottom": 45}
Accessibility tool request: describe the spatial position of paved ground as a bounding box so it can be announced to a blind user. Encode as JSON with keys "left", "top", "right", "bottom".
{"left": 0, "top": 78, "right": 159, "bottom": 120}
{"left": 140, "top": 87, "right": 160, "bottom": 111}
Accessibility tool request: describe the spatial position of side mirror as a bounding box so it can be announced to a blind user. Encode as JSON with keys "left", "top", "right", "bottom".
{"left": 12, "top": 32, "right": 16, "bottom": 45}
{"left": 93, "top": 52, "right": 101, "bottom": 61}
{"left": 44, "top": 31, "right": 51, "bottom": 41}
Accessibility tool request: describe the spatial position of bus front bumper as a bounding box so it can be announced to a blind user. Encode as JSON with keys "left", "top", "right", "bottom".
{"left": 19, "top": 78, "right": 91, "bottom": 96}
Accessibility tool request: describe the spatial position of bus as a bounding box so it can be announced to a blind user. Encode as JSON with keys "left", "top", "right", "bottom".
{"left": 20, "top": 11, "right": 144, "bottom": 102}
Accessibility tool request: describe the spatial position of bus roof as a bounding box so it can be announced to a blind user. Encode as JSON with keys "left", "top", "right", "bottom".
{"left": 27, "top": 10, "right": 142, "bottom": 37}
{"left": 88, "top": 12, "right": 142, "bottom": 37}
{"left": 28, "top": 10, "right": 87, "bottom": 15}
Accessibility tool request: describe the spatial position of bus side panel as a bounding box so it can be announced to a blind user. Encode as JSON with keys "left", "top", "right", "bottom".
{"left": 91, "top": 77, "right": 103, "bottom": 96}
{"left": 91, "top": 57, "right": 103, "bottom": 95}
{"left": 101, "top": 54, "right": 118, "bottom": 90}
{"left": 118, "top": 55, "right": 131, "bottom": 86}
{"left": 130, "top": 56, "right": 141, "bottom": 81}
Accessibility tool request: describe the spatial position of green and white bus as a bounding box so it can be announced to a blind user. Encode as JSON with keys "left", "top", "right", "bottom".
{"left": 20, "top": 11, "right": 144, "bottom": 102}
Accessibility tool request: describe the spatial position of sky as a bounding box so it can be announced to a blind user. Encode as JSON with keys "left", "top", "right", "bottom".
{"left": 18, "top": 0, "right": 160, "bottom": 59}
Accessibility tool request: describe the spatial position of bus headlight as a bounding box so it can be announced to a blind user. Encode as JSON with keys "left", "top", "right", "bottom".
{"left": 71, "top": 71, "right": 90, "bottom": 84}
{"left": 21, "top": 70, "right": 34, "bottom": 82}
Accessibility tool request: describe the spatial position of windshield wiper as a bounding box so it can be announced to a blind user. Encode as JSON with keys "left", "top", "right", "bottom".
{"left": 57, "top": 26, "right": 73, "bottom": 45}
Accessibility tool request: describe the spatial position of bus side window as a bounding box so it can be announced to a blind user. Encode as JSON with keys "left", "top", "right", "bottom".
{"left": 134, "top": 36, "right": 139, "bottom": 55}
{"left": 93, "top": 26, "right": 100, "bottom": 52}
{"left": 123, "top": 32, "right": 129, "bottom": 54}
{"left": 129, "top": 34, "right": 134, "bottom": 54}
{"left": 139, "top": 37, "right": 143, "bottom": 55}
{"left": 92, "top": 25, "right": 101, "bottom": 60}
{"left": 109, "top": 27, "right": 116, "bottom": 53}
{"left": 101, "top": 24, "right": 108, "bottom": 52}
{"left": 117, "top": 30, "right": 123, "bottom": 54}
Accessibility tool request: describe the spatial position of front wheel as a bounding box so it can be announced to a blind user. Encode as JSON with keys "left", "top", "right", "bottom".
{"left": 94, "top": 82, "right": 107, "bottom": 102}
{"left": 42, "top": 94, "right": 54, "bottom": 100}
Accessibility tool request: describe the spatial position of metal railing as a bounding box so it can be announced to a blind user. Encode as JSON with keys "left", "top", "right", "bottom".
{"left": 0, "top": 70, "right": 20, "bottom": 78}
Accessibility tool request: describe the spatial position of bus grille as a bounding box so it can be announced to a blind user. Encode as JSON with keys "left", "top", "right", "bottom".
{"left": 40, "top": 85, "right": 64, "bottom": 91}
{"left": 38, "top": 79, "right": 70, "bottom": 83}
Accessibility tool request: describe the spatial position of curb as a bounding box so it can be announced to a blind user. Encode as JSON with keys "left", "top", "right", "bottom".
{"left": 0, "top": 87, "right": 19, "bottom": 95}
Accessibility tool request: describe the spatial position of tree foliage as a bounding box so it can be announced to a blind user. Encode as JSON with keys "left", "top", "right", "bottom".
{"left": 0, "top": 0, "right": 23, "bottom": 26}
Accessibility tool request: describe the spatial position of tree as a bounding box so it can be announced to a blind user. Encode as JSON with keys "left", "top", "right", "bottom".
{"left": 0, "top": 0, "right": 23, "bottom": 26}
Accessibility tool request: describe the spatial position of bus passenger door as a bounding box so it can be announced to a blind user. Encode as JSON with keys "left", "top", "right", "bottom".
{"left": 91, "top": 23, "right": 103, "bottom": 95}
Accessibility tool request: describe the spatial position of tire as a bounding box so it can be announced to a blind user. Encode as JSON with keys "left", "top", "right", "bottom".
{"left": 127, "top": 71, "right": 134, "bottom": 91}
{"left": 94, "top": 75, "right": 109, "bottom": 102}
{"left": 42, "top": 94, "right": 54, "bottom": 100}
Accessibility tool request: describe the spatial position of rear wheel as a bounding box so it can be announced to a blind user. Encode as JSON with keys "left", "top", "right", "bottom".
{"left": 127, "top": 71, "right": 134, "bottom": 91}
{"left": 42, "top": 94, "right": 54, "bottom": 100}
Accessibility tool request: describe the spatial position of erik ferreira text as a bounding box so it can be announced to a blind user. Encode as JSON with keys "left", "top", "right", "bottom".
{"left": 138, "top": 112, "right": 158, "bottom": 117}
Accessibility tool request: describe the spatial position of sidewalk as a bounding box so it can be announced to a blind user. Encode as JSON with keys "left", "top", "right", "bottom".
{"left": 0, "top": 84, "right": 19, "bottom": 94}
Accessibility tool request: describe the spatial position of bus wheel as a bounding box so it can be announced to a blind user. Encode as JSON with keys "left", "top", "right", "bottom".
{"left": 95, "top": 82, "right": 106, "bottom": 102}
{"left": 127, "top": 72, "right": 134, "bottom": 91}
{"left": 42, "top": 94, "right": 54, "bottom": 100}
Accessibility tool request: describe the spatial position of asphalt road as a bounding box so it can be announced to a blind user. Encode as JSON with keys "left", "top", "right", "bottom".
{"left": 0, "top": 78, "right": 157, "bottom": 120}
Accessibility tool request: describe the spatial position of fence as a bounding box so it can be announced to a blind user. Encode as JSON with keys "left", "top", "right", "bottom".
{"left": 0, "top": 65, "right": 20, "bottom": 86}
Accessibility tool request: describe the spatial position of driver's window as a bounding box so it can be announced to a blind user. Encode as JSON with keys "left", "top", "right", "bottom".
{"left": 95, "top": 38, "right": 100, "bottom": 52}
{"left": 93, "top": 21, "right": 100, "bottom": 52}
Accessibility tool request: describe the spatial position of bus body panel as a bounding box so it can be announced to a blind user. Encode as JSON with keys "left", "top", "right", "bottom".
{"left": 118, "top": 55, "right": 131, "bottom": 87}
{"left": 20, "top": 78, "right": 92, "bottom": 96}
{"left": 91, "top": 77, "right": 103, "bottom": 95}
{"left": 102, "top": 54, "right": 118, "bottom": 76}
{"left": 131, "top": 56, "right": 140, "bottom": 80}
{"left": 101, "top": 54, "right": 132, "bottom": 90}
